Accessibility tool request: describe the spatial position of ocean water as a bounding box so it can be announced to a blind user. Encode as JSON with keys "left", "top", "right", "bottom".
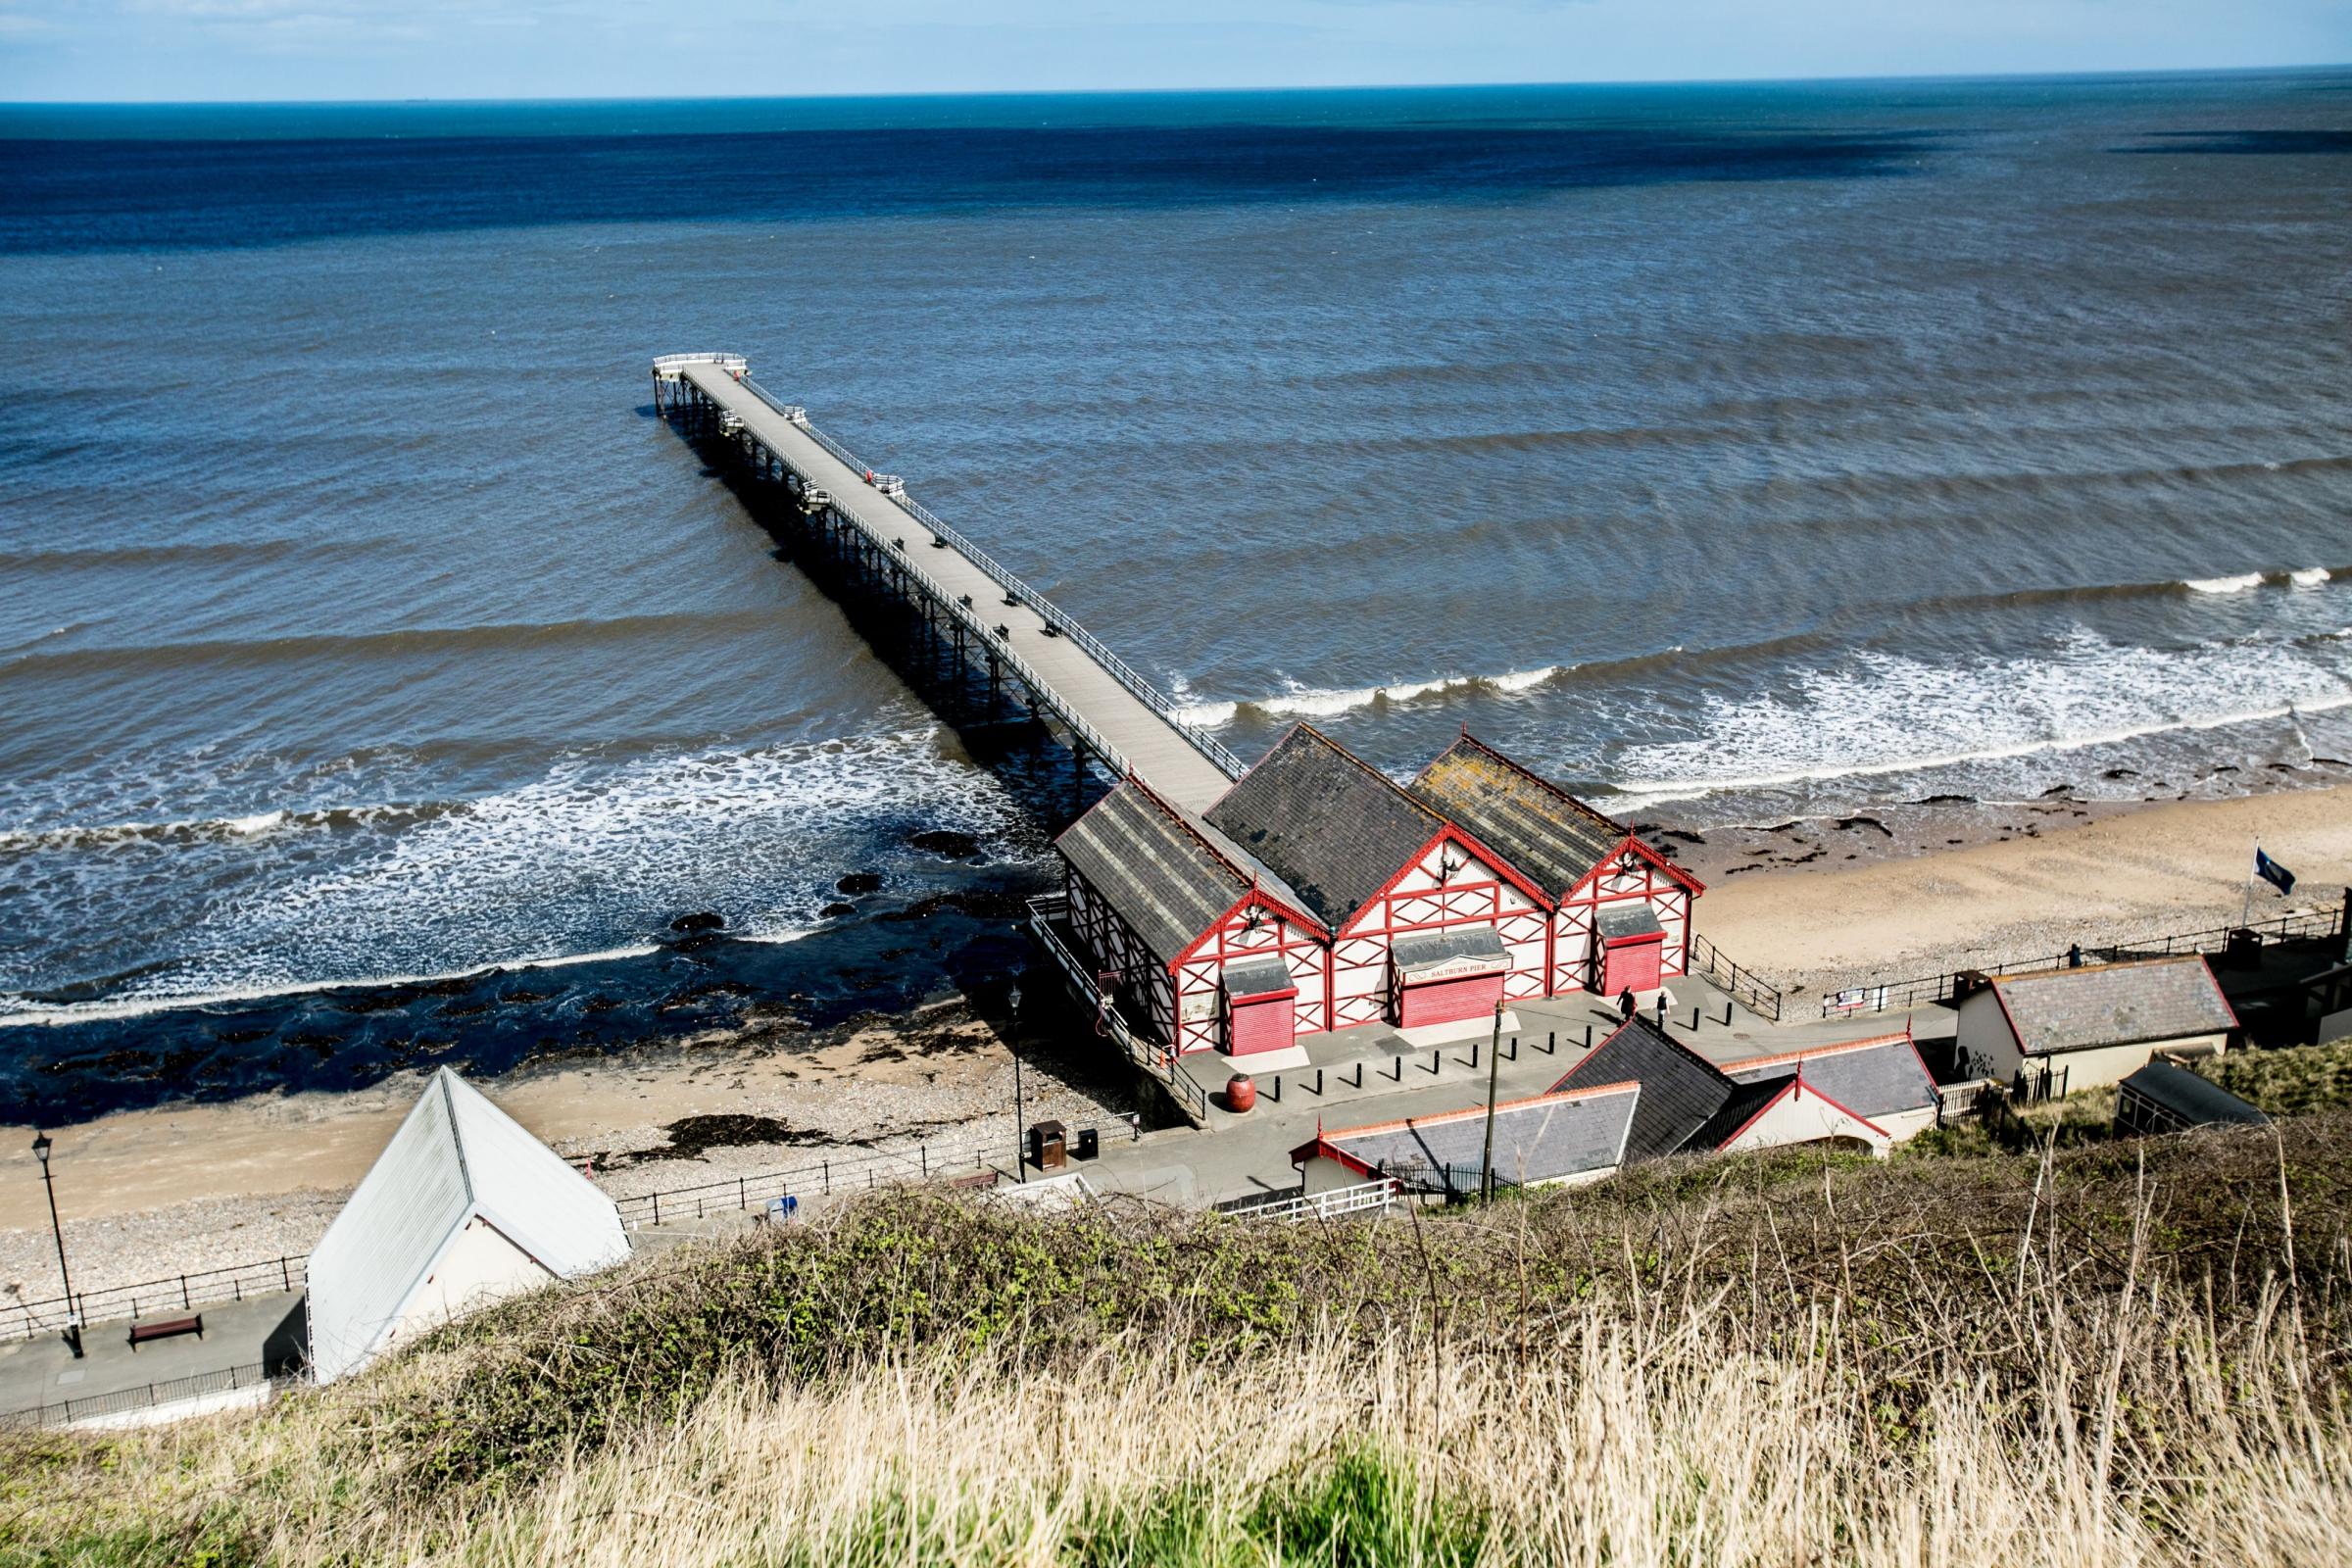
{"left": 2, "top": 74, "right": 2349, "bottom": 1104}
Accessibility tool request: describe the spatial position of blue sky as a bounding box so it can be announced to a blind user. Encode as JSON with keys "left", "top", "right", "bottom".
{"left": 1, "top": 1, "right": 2347, "bottom": 103}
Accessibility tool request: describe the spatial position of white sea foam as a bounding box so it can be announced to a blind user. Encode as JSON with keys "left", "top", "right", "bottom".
{"left": 0, "top": 728, "right": 1032, "bottom": 1027}
{"left": 1609, "top": 627, "right": 2352, "bottom": 811}
{"left": 1173, "top": 663, "right": 1564, "bottom": 726}
{"left": 2184, "top": 572, "right": 2264, "bottom": 594}
{"left": 2291, "top": 566, "right": 2332, "bottom": 588}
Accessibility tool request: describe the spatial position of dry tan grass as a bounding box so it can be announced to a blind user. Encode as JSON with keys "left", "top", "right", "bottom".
{"left": 5, "top": 1126, "right": 2349, "bottom": 1566}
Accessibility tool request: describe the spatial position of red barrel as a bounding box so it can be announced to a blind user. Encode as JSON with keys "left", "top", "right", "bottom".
{"left": 1225, "top": 1073, "right": 1257, "bottom": 1113}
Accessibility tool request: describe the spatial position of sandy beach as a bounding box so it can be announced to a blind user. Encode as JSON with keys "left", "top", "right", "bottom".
{"left": 3, "top": 783, "right": 2343, "bottom": 1309}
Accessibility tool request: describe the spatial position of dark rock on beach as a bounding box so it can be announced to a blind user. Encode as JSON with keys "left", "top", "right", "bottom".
{"left": 820, "top": 902, "right": 858, "bottom": 918}
{"left": 668, "top": 911, "right": 727, "bottom": 936}
{"left": 836, "top": 872, "right": 885, "bottom": 896}
{"left": 908, "top": 828, "right": 984, "bottom": 860}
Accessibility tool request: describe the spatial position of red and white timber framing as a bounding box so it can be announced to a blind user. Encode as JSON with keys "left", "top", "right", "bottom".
{"left": 1328, "top": 827, "right": 1551, "bottom": 1032}
{"left": 1061, "top": 862, "right": 1329, "bottom": 1057}
{"left": 1547, "top": 837, "right": 1703, "bottom": 998}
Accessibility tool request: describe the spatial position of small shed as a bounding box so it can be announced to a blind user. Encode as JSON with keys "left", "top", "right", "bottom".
{"left": 1723, "top": 1032, "right": 1941, "bottom": 1144}
{"left": 1290, "top": 1080, "right": 1642, "bottom": 1197}
{"left": 2114, "top": 1060, "right": 2269, "bottom": 1138}
{"left": 1552, "top": 1017, "right": 1895, "bottom": 1160}
{"left": 1955, "top": 956, "right": 2238, "bottom": 1096}
{"left": 306, "top": 1068, "right": 631, "bottom": 1384}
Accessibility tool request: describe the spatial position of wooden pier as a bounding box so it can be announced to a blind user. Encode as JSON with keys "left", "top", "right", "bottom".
{"left": 653, "top": 354, "right": 1241, "bottom": 813}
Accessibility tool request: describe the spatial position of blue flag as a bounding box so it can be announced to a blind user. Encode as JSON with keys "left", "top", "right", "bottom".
{"left": 2255, "top": 848, "right": 2295, "bottom": 896}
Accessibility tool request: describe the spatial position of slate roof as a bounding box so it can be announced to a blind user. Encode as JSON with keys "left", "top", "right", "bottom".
{"left": 1726, "top": 1034, "right": 1937, "bottom": 1121}
{"left": 1550, "top": 1016, "right": 1739, "bottom": 1162}
{"left": 1222, "top": 956, "right": 1296, "bottom": 999}
{"left": 1205, "top": 725, "right": 1446, "bottom": 931}
{"left": 1597, "top": 903, "right": 1666, "bottom": 940}
{"left": 1409, "top": 733, "right": 1636, "bottom": 895}
{"left": 1685, "top": 1074, "right": 1794, "bottom": 1152}
{"left": 1055, "top": 784, "right": 1250, "bottom": 966}
{"left": 1391, "top": 923, "right": 1507, "bottom": 972}
{"left": 2118, "top": 1061, "right": 2270, "bottom": 1128}
{"left": 1987, "top": 956, "right": 2238, "bottom": 1057}
{"left": 1297, "top": 1081, "right": 1641, "bottom": 1194}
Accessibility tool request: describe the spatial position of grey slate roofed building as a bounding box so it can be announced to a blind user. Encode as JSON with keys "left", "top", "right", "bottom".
{"left": 1725, "top": 1035, "right": 1937, "bottom": 1121}
{"left": 1551, "top": 1016, "right": 1739, "bottom": 1161}
{"left": 1988, "top": 956, "right": 2238, "bottom": 1056}
{"left": 1297, "top": 1082, "right": 1642, "bottom": 1194}
{"left": 1409, "top": 733, "right": 1636, "bottom": 894}
{"left": 1204, "top": 724, "right": 1446, "bottom": 931}
{"left": 1221, "top": 955, "right": 1296, "bottom": 999}
{"left": 2115, "top": 1060, "right": 2269, "bottom": 1136}
{"left": 1684, "top": 1074, "right": 1794, "bottom": 1152}
{"left": 1054, "top": 783, "right": 1251, "bottom": 966}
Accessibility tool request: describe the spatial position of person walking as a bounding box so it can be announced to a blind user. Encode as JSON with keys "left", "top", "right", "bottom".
{"left": 1618, "top": 987, "right": 1637, "bottom": 1022}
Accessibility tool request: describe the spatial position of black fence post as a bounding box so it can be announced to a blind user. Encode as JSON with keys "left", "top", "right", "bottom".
{"left": 1269, "top": 1075, "right": 1281, "bottom": 1103}
{"left": 1508, "top": 1035, "right": 1518, "bottom": 1061}
{"left": 1428, "top": 1049, "right": 1442, "bottom": 1075}
{"left": 1725, "top": 1001, "right": 1735, "bottom": 1027}
{"left": 652, "top": 1191, "right": 662, "bottom": 1226}
{"left": 1585, "top": 1023, "right": 1594, "bottom": 1049}
{"left": 1469, "top": 1039, "right": 1479, "bottom": 1068}
{"left": 1314, "top": 1068, "right": 1325, "bottom": 1096}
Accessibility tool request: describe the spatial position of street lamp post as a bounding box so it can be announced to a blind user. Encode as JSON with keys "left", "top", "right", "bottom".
{"left": 1007, "top": 982, "right": 1027, "bottom": 1184}
{"left": 1479, "top": 1000, "right": 1504, "bottom": 1202}
{"left": 31, "top": 1132, "right": 81, "bottom": 1359}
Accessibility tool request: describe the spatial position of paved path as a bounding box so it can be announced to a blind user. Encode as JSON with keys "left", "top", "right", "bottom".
{"left": 678, "top": 363, "right": 1238, "bottom": 814}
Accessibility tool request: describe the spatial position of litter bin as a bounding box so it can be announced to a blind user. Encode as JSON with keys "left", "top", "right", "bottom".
{"left": 764, "top": 1195, "right": 800, "bottom": 1225}
{"left": 1074, "top": 1127, "right": 1100, "bottom": 1161}
{"left": 1029, "top": 1119, "right": 1067, "bottom": 1170}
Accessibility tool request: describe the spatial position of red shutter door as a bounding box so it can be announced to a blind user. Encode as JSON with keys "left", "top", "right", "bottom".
{"left": 1229, "top": 993, "right": 1296, "bottom": 1055}
{"left": 1398, "top": 971, "right": 1505, "bottom": 1030}
{"left": 1601, "top": 935, "right": 1663, "bottom": 997}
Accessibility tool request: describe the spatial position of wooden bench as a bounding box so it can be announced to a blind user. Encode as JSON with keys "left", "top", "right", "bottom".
{"left": 126, "top": 1313, "right": 203, "bottom": 1349}
{"left": 948, "top": 1169, "right": 999, "bottom": 1191}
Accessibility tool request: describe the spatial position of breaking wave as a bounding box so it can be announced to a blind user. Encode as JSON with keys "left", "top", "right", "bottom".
{"left": 1172, "top": 664, "right": 1567, "bottom": 726}
{"left": 0, "top": 728, "right": 1032, "bottom": 1027}
{"left": 1608, "top": 627, "right": 2352, "bottom": 810}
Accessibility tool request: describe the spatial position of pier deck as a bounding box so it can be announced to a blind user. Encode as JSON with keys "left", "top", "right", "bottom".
{"left": 666, "top": 358, "right": 1239, "bottom": 813}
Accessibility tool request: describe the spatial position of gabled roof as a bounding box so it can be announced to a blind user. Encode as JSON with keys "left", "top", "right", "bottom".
{"left": 306, "top": 1068, "right": 629, "bottom": 1383}
{"left": 1725, "top": 1033, "right": 1937, "bottom": 1121}
{"left": 1290, "top": 1081, "right": 1641, "bottom": 1193}
{"left": 2118, "top": 1060, "right": 2269, "bottom": 1128}
{"left": 1685, "top": 1073, "right": 1794, "bottom": 1151}
{"left": 1410, "top": 733, "right": 1662, "bottom": 896}
{"left": 1055, "top": 778, "right": 1322, "bottom": 966}
{"left": 1551, "top": 1016, "right": 1739, "bottom": 1162}
{"left": 1205, "top": 724, "right": 1449, "bottom": 931}
{"left": 1984, "top": 956, "right": 2238, "bottom": 1057}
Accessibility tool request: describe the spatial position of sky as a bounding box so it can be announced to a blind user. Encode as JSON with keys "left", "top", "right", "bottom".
{"left": 0, "top": 0, "right": 2347, "bottom": 103}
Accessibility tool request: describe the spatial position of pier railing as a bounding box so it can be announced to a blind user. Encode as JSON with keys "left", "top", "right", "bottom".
{"left": 1026, "top": 894, "right": 1214, "bottom": 1122}
{"left": 733, "top": 373, "right": 1246, "bottom": 781}
{"left": 1819, "top": 904, "right": 2346, "bottom": 1017}
{"left": 1690, "top": 933, "right": 1783, "bottom": 1022}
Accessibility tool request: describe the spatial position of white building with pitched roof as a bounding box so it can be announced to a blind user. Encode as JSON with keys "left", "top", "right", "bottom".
{"left": 305, "top": 1067, "right": 631, "bottom": 1384}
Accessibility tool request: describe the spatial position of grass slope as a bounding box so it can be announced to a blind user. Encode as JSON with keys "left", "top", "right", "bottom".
{"left": 5, "top": 1116, "right": 2350, "bottom": 1565}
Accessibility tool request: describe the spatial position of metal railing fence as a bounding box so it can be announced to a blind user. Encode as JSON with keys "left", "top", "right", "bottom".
{"left": 0, "top": 1361, "right": 289, "bottom": 1433}
{"left": 1820, "top": 905, "right": 2345, "bottom": 1017}
{"left": 1690, "top": 933, "right": 1784, "bottom": 1022}
{"left": 732, "top": 374, "right": 1245, "bottom": 781}
{"left": 6, "top": 1254, "right": 307, "bottom": 1343}
{"left": 1026, "top": 894, "right": 1213, "bottom": 1122}
{"left": 1215, "top": 1178, "right": 1401, "bottom": 1223}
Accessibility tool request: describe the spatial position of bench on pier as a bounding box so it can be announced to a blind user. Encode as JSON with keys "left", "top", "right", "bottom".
{"left": 127, "top": 1314, "right": 203, "bottom": 1350}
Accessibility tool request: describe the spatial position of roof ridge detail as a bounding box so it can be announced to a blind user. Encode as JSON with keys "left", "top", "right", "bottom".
{"left": 1446, "top": 730, "right": 1630, "bottom": 839}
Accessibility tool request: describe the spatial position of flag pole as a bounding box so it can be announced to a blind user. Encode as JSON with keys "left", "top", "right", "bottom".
{"left": 2240, "top": 836, "right": 2258, "bottom": 932}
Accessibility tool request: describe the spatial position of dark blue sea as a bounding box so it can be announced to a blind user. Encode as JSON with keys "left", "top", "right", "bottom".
{"left": 3, "top": 74, "right": 2349, "bottom": 1117}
